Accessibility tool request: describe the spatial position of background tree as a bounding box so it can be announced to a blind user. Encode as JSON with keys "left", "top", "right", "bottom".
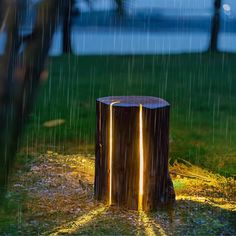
{"left": 62, "top": 0, "right": 125, "bottom": 54}
{"left": 115, "top": 0, "right": 125, "bottom": 16}
{"left": 210, "top": 0, "right": 222, "bottom": 51}
{"left": 63, "top": 0, "right": 75, "bottom": 53}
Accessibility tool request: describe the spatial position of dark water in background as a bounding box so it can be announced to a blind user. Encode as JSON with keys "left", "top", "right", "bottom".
{"left": 0, "top": 0, "right": 236, "bottom": 55}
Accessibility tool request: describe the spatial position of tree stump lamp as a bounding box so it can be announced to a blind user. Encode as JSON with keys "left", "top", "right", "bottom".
{"left": 95, "top": 96, "right": 175, "bottom": 211}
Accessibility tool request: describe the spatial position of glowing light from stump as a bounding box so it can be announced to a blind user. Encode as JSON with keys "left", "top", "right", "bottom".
{"left": 138, "top": 104, "right": 144, "bottom": 211}
{"left": 109, "top": 101, "right": 119, "bottom": 205}
{"left": 109, "top": 102, "right": 144, "bottom": 209}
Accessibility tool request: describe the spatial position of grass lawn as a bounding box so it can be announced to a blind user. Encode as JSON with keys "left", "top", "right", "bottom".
{"left": 22, "top": 52, "right": 236, "bottom": 177}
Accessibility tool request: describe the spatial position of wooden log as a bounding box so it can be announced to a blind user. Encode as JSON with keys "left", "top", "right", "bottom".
{"left": 95, "top": 96, "right": 175, "bottom": 211}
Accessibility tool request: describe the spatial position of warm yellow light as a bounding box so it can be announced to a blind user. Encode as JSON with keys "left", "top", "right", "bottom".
{"left": 49, "top": 206, "right": 107, "bottom": 235}
{"left": 139, "top": 211, "right": 167, "bottom": 236}
{"left": 109, "top": 102, "right": 145, "bottom": 210}
{"left": 109, "top": 101, "right": 119, "bottom": 205}
{"left": 176, "top": 195, "right": 236, "bottom": 211}
{"left": 138, "top": 104, "right": 144, "bottom": 211}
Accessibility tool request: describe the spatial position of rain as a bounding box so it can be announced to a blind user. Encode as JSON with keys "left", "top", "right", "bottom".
{"left": 0, "top": 0, "right": 235, "bottom": 235}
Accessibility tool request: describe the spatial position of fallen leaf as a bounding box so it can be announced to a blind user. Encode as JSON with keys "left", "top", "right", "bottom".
{"left": 43, "top": 119, "right": 65, "bottom": 128}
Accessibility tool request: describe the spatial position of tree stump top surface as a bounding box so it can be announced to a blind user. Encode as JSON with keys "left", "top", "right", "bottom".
{"left": 97, "top": 96, "right": 169, "bottom": 109}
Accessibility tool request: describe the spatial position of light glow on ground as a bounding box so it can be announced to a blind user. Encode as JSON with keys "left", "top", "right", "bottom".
{"left": 4, "top": 152, "right": 235, "bottom": 235}
{"left": 177, "top": 195, "right": 236, "bottom": 211}
{"left": 49, "top": 206, "right": 107, "bottom": 235}
{"left": 139, "top": 211, "right": 167, "bottom": 236}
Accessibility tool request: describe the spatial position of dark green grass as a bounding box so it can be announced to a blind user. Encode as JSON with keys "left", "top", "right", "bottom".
{"left": 23, "top": 53, "right": 236, "bottom": 176}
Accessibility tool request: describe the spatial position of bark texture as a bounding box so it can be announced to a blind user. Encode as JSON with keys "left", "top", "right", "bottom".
{"left": 95, "top": 96, "right": 175, "bottom": 211}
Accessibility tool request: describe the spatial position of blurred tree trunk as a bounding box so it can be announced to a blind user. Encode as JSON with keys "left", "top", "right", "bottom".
{"left": 63, "top": 0, "right": 74, "bottom": 53}
{"left": 0, "top": 0, "right": 3, "bottom": 25}
{"left": 0, "top": 0, "right": 23, "bottom": 199}
{"left": 210, "top": 0, "right": 221, "bottom": 51}
{"left": 115, "top": 0, "right": 125, "bottom": 16}
{"left": 0, "top": 0, "right": 66, "bottom": 200}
